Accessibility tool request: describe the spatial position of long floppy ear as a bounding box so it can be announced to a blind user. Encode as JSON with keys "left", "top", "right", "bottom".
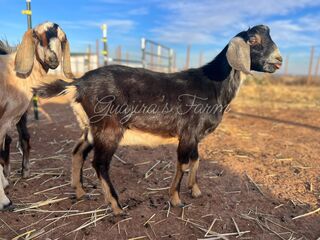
{"left": 226, "top": 37, "right": 251, "bottom": 74}
{"left": 15, "top": 29, "right": 35, "bottom": 75}
{"left": 62, "top": 39, "right": 74, "bottom": 78}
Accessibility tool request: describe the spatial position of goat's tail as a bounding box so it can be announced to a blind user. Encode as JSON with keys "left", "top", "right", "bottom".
{"left": 34, "top": 79, "right": 73, "bottom": 98}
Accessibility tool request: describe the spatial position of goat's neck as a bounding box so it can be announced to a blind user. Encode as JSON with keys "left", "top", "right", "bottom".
{"left": 26, "top": 58, "right": 48, "bottom": 86}
{"left": 201, "top": 46, "right": 244, "bottom": 106}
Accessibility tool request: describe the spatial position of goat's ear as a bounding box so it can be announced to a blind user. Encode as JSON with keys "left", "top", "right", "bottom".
{"left": 226, "top": 37, "right": 251, "bottom": 74}
{"left": 15, "top": 29, "right": 35, "bottom": 75}
{"left": 62, "top": 39, "right": 74, "bottom": 78}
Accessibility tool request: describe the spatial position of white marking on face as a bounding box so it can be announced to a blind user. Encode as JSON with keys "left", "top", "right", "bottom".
{"left": 34, "top": 22, "right": 54, "bottom": 34}
{"left": 49, "top": 37, "right": 62, "bottom": 61}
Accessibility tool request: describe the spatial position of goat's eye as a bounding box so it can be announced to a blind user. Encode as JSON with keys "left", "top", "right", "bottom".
{"left": 248, "top": 35, "right": 260, "bottom": 45}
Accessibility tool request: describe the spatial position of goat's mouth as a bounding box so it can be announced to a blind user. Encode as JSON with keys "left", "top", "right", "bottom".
{"left": 264, "top": 61, "right": 282, "bottom": 73}
{"left": 271, "top": 62, "right": 282, "bottom": 69}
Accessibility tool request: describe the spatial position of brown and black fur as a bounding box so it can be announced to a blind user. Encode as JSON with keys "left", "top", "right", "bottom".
{"left": 36, "top": 25, "right": 282, "bottom": 214}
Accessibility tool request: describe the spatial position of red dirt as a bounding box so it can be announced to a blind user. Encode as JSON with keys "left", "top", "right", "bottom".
{"left": 0, "top": 84, "right": 319, "bottom": 240}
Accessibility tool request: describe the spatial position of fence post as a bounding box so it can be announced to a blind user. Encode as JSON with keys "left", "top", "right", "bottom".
{"left": 307, "top": 46, "right": 315, "bottom": 85}
{"left": 169, "top": 49, "right": 173, "bottom": 73}
{"left": 314, "top": 55, "right": 320, "bottom": 82}
{"left": 87, "top": 44, "right": 91, "bottom": 71}
{"left": 284, "top": 54, "right": 289, "bottom": 76}
{"left": 101, "top": 24, "right": 108, "bottom": 66}
{"left": 157, "top": 45, "right": 161, "bottom": 72}
{"left": 22, "top": 0, "right": 39, "bottom": 120}
{"left": 126, "top": 52, "right": 129, "bottom": 66}
{"left": 150, "top": 44, "right": 154, "bottom": 70}
{"left": 199, "top": 51, "right": 204, "bottom": 67}
{"left": 185, "top": 45, "right": 191, "bottom": 70}
{"left": 141, "top": 38, "right": 146, "bottom": 68}
{"left": 173, "top": 52, "right": 177, "bottom": 72}
{"left": 96, "top": 39, "right": 100, "bottom": 68}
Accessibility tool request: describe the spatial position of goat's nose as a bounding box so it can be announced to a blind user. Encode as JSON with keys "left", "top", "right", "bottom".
{"left": 275, "top": 55, "right": 283, "bottom": 63}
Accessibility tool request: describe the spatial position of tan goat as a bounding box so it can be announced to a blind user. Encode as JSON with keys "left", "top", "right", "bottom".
{"left": 0, "top": 21, "right": 73, "bottom": 210}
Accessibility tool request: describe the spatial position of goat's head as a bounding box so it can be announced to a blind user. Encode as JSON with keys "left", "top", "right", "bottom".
{"left": 15, "top": 21, "right": 74, "bottom": 78}
{"left": 226, "top": 25, "right": 282, "bottom": 74}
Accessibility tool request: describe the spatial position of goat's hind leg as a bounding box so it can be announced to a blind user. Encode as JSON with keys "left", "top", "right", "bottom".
{"left": 71, "top": 130, "right": 93, "bottom": 199}
{"left": 16, "top": 112, "right": 31, "bottom": 178}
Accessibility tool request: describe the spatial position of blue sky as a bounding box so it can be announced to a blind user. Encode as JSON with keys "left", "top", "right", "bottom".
{"left": 1, "top": 0, "right": 320, "bottom": 74}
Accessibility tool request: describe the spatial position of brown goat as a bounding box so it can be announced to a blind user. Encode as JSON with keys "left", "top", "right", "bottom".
{"left": 36, "top": 25, "right": 282, "bottom": 215}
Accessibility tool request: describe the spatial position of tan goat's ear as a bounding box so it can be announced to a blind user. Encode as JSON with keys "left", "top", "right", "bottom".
{"left": 62, "top": 39, "right": 74, "bottom": 78}
{"left": 15, "top": 29, "right": 35, "bottom": 75}
{"left": 226, "top": 37, "right": 251, "bottom": 74}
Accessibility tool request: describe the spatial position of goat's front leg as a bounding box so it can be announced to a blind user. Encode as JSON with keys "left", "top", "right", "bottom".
{"left": 71, "top": 132, "right": 93, "bottom": 199}
{"left": 169, "top": 139, "right": 198, "bottom": 207}
{"left": 1, "top": 135, "right": 12, "bottom": 177}
{"left": 187, "top": 157, "right": 201, "bottom": 198}
{"left": 183, "top": 142, "right": 201, "bottom": 198}
{"left": 16, "top": 112, "right": 31, "bottom": 178}
{"left": 91, "top": 127, "right": 123, "bottom": 215}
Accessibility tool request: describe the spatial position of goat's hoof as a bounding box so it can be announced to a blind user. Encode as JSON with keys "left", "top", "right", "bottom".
{"left": 191, "top": 184, "right": 202, "bottom": 198}
{"left": 22, "top": 169, "right": 30, "bottom": 178}
{"left": 0, "top": 198, "right": 13, "bottom": 211}
{"left": 170, "top": 196, "right": 184, "bottom": 208}
{"left": 112, "top": 207, "right": 125, "bottom": 216}
{"left": 75, "top": 188, "right": 86, "bottom": 199}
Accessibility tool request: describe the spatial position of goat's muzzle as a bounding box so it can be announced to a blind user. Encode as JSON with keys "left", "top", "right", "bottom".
{"left": 264, "top": 48, "right": 283, "bottom": 73}
{"left": 46, "top": 55, "right": 59, "bottom": 69}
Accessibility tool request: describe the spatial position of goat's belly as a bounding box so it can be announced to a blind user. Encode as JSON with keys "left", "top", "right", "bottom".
{"left": 120, "top": 129, "right": 178, "bottom": 147}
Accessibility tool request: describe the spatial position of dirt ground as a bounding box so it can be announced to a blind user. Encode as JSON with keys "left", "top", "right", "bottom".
{"left": 0, "top": 82, "right": 319, "bottom": 240}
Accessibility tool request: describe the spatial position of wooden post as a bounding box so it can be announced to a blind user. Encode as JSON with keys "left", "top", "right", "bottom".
{"left": 118, "top": 45, "right": 122, "bottom": 64}
{"left": 126, "top": 52, "right": 129, "bottom": 66}
{"left": 185, "top": 45, "right": 191, "bottom": 70}
{"left": 307, "top": 46, "right": 315, "bottom": 85}
{"left": 284, "top": 54, "right": 289, "bottom": 76}
{"left": 87, "top": 44, "right": 91, "bottom": 71}
{"left": 199, "top": 51, "right": 204, "bottom": 67}
{"left": 173, "top": 52, "right": 177, "bottom": 72}
{"left": 169, "top": 49, "right": 173, "bottom": 73}
{"left": 150, "top": 44, "right": 154, "bottom": 70}
{"left": 96, "top": 39, "right": 100, "bottom": 68}
{"left": 314, "top": 55, "right": 320, "bottom": 82}
{"left": 157, "top": 45, "right": 161, "bottom": 72}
